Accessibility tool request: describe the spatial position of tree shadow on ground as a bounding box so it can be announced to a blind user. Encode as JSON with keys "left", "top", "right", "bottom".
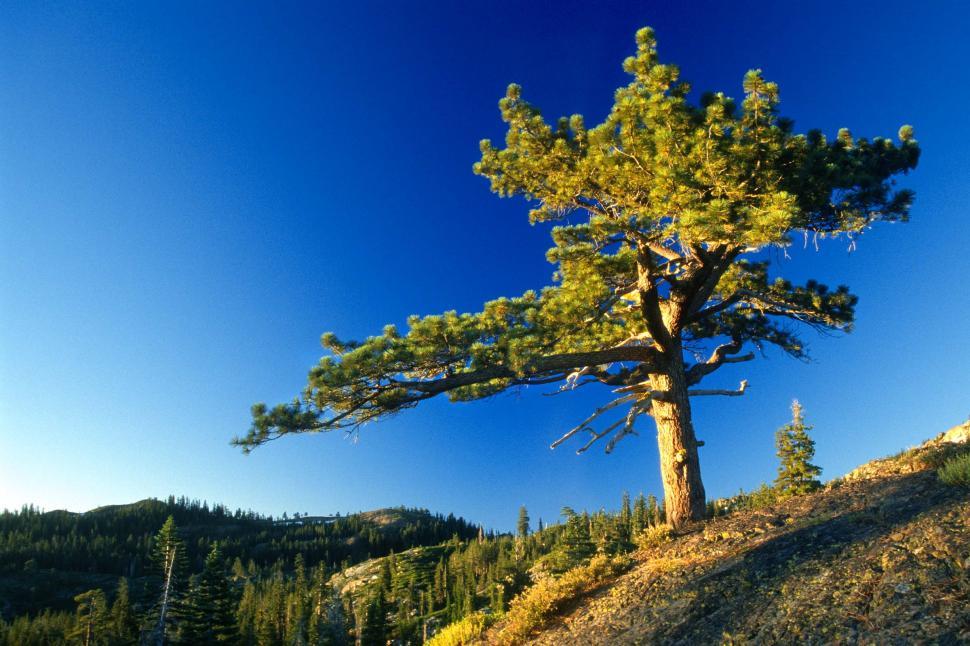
{"left": 654, "top": 471, "right": 967, "bottom": 644}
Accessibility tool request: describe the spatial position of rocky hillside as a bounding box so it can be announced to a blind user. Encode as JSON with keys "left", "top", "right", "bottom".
{"left": 488, "top": 423, "right": 970, "bottom": 644}
{"left": 329, "top": 543, "right": 448, "bottom": 599}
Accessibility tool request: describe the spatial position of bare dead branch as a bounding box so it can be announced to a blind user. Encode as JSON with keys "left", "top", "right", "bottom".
{"left": 550, "top": 394, "right": 638, "bottom": 449}
{"left": 688, "top": 380, "right": 749, "bottom": 397}
{"left": 575, "top": 417, "right": 626, "bottom": 453}
{"left": 605, "top": 401, "right": 650, "bottom": 453}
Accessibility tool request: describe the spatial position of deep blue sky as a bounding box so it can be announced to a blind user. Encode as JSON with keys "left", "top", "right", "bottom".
{"left": 2, "top": 1, "right": 968, "bottom": 531}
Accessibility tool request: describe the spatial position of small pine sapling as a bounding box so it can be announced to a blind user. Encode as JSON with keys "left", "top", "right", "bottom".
{"left": 774, "top": 400, "right": 822, "bottom": 497}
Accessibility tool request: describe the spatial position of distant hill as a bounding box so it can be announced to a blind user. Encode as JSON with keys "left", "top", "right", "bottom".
{"left": 480, "top": 423, "right": 970, "bottom": 644}
{"left": 0, "top": 497, "right": 478, "bottom": 620}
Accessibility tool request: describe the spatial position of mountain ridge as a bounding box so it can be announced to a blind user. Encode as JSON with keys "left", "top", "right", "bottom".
{"left": 0, "top": 498, "right": 481, "bottom": 621}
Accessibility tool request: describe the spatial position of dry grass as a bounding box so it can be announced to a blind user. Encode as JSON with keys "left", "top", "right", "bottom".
{"left": 635, "top": 523, "right": 672, "bottom": 549}
{"left": 426, "top": 610, "right": 497, "bottom": 646}
{"left": 494, "top": 554, "right": 632, "bottom": 644}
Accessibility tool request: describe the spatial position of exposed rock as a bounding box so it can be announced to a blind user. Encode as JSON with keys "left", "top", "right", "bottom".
{"left": 942, "top": 420, "right": 970, "bottom": 445}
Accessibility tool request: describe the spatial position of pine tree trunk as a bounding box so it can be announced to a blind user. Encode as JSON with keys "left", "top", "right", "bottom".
{"left": 649, "top": 359, "right": 706, "bottom": 530}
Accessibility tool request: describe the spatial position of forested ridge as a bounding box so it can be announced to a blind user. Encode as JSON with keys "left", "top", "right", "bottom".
{"left": 1, "top": 497, "right": 477, "bottom": 579}
{"left": 0, "top": 497, "right": 477, "bottom": 634}
{"left": 0, "top": 491, "right": 670, "bottom": 644}
{"left": 2, "top": 424, "right": 966, "bottom": 645}
{"left": 0, "top": 404, "right": 824, "bottom": 645}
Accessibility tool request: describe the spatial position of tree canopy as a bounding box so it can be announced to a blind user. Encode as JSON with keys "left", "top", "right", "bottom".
{"left": 236, "top": 26, "right": 917, "bottom": 527}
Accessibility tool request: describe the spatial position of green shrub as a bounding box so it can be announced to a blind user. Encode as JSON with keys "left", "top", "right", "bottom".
{"left": 707, "top": 482, "right": 780, "bottom": 517}
{"left": 937, "top": 450, "right": 970, "bottom": 486}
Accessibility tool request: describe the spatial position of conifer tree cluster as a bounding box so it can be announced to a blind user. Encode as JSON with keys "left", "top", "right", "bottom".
{"left": 0, "top": 493, "right": 667, "bottom": 645}
{"left": 0, "top": 498, "right": 478, "bottom": 592}
{"left": 181, "top": 545, "right": 236, "bottom": 644}
{"left": 527, "top": 493, "right": 663, "bottom": 575}
{"left": 235, "top": 553, "right": 335, "bottom": 645}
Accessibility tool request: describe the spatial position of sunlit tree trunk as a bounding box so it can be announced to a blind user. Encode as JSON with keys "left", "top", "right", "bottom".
{"left": 650, "top": 355, "right": 706, "bottom": 529}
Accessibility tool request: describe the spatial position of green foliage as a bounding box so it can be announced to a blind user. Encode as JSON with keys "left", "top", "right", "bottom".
{"left": 180, "top": 544, "right": 236, "bottom": 644}
{"left": 705, "top": 402, "right": 821, "bottom": 517}
{"left": 148, "top": 515, "right": 190, "bottom": 644}
{"left": 239, "top": 24, "right": 918, "bottom": 459}
{"left": 151, "top": 515, "right": 190, "bottom": 586}
{"left": 0, "top": 583, "right": 138, "bottom": 646}
{"left": 69, "top": 588, "right": 109, "bottom": 645}
{"left": 708, "top": 483, "right": 780, "bottom": 516}
{"left": 0, "top": 498, "right": 478, "bottom": 621}
{"left": 937, "top": 450, "right": 970, "bottom": 487}
{"left": 333, "top": 491, "right": 654, "bottom": 642}
{"left": 109, "top": 577, "right": 138, "bottom": 644}
{"left": 632, "top": 493, "right": 648, "bottom": 534}
{"left": 516, "top": 506, "right": 530, "bottom": 539}
{"left": 0, "top": 610, "right": 74, "bottom": 646}
{"left": 359, "top": 587, "right": 389, "bottom": 645}
{"left": 3, "top": 490, "right": 661, "bottom": 645}
{"left": 535, "top": 508, "right": 595, "bottom": 575}
{"left": 620, "top": 492, "right": 631, "bottom": 531}
{"left": 775, "top": 400, "right": 823, "bottom": 497}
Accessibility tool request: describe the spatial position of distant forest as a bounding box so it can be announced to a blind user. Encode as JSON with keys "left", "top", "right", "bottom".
{"left": 1, "top": 497, "right": 478, "bottom": 581}
{"left": 0, "top": 492, "right": 673, "bottom": 644}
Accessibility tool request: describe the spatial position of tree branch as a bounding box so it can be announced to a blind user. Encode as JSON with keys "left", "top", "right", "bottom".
{"left": 550, "top": 394, "right": 639, "bottom": 449}
{"left": 646, "top": 241, "right": 683, "bottom": 262}
{"left": 570, "top": 399, "right": 651, "bottom": 455}
{"left": 685, "top": 339, "right": 753, "bottom": 385}
{"left": 687, "top": 292, "right": 742, "bottom": 324}
{"left": 575, "top": 417, "right": 627, "bottom": 453}
{"left": 398, "top": 345, "right": 658, "bottom": 396}
{"left": 688, "top": 380, "right": 748, "bottom": 397}
{"left": 636, "top": 244, "right": 674, "bottom": 348}
{"left": 605, "top": 402, "right": 648, "bottom": 453}
{"left": 680, "top": 247, "right": 742, "bottom": 325}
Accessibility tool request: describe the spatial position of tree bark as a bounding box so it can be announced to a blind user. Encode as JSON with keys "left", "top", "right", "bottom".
{"left": 649, "top": 357, "right": 707, "bottom": 530}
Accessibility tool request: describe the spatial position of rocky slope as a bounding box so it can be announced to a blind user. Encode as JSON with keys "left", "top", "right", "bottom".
{"left": 492, "top": 423, "right": 970, "bottom": 644}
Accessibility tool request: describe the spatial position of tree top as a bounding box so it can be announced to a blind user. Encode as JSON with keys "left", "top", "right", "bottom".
{"left": 235, "top": 26, "right": 917, "bottom": 454}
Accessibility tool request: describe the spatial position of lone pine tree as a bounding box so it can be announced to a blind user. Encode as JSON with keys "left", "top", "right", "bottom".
{"left": 236, "top": 26, "right": 918, "bottom": 529}
{"left": 775, "top": 400, "right": 823, "bottom": 497}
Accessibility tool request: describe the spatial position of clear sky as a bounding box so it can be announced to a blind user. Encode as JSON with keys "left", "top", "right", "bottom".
{"left": 2, "top": 1, "right": 968, "bottom": 532}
